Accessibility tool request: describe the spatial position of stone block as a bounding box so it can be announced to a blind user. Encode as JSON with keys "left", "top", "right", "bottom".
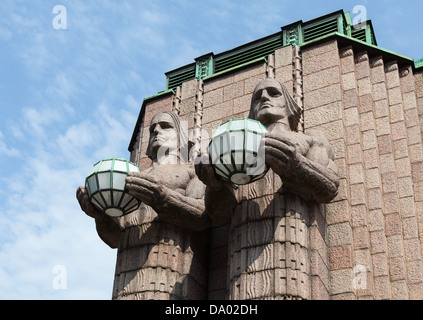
{"left": 342, "top": 89, "right": 358, "bottom": 109}
{"left": 347, "top": 143, "right": 362, "bottom": 165}
{"left": 304, "top": 66, "right": 341, "bottom": 93}
{"left": 344, "top": 107, "right": 359, "bottom": 127}
{"left": 386, "top": 235, "right": 404, "bottom": 258}
{"left": 274, "top": 65, "right": 292, "bottom": 87}
{"left": 358, "top": 78, "right": 372, "bottom": 96}
{"left": 372, "top": 253, "right": 389, "bottom": 277}
{"left": 375, "top": 116, "right": 390, "bottom": 136}
{"left": 381, "top": 172, "right": 397, "bottom": 193}
{"left": 363, "top": 148, "right": 378, "bottom": 169}
{"left": 397, "top": 176, "right": 414, "bottom": 198}
{"left": 409, "top": 143, "right": 423, "bottom": 163}
{"left": 391, "top": 280, "right": 409, "bottom": 300}
{"left": 360, "top": 111, "right": 375, "bottom": 132}
{"left": 389, "top": 256, "right": 407, "bottom": 281}
{"left": 369, "top": 209, "right": 384, "bottom": 232}
{"left": 204, "top": 73, "right": 233, "bottom": 91}
{"left": 330, "top": 268, "right": 353, "bottom": 295}
{"left": 181, "top": 78, "right": 198, "bottom": 100}
{"left": 373, "top": 276, "right": 391, "bottom": 300}
{"left": 404, "top": 108, "right": 419, "bottom": 127}
{"left": 350, "top": 183, "right": 366, "bottom": 206}
{"left": 275, "top": 45, "right": 293, "bottom": 68}
{"left": 340, "top": 47, "right": 355, "bottom": 74}
{"left": 358, "top": 94, "right": 373, "bottom": 114}
{"left": 374, "top": 99, "right": 389, "bottom": 118}
{"left": 365, "top": 169, "right": 381, "bottom": 189}
{"left": 304, "top": 101, "right": 342, "bottom": 127}
{"left": 326, "top": 200, "right": 350, "bottom": 225}
{"left": 388, "top": 87, "right": 403, "bottom": 106}
{"left": 179, "top": 96, "right": 196, "bottom": 116}
{"left": 399, "top": 197, "right": 416, "bottom": 219}
{"left": 348, "top": 163, "right": 364, "bottom": 185}
{"left": 202, "top": 101, "right": 233, "bottom": 124}
{"left": 345, "top": 124, "right": 360, "bottom": 145}
{"left": 370, "top": 58, "right": 385, "bottom": 83}
{"left": 330, "top": 245, "right": 354, "bottom": 270}
{"left": 411, "top": 161, "right": 423, "bottom": 183}
{"left": 362, "top": 130, "right": 377, "bottom": 150}
{"left": 304, "top": 84, "right": 342, "bottom": 109}
{"left": 382, "top": 192, "right": 399, "bottom": 215}
{"left": 307, "top": 119, "right": 344, "bottom": 141}
{"left": 407, "top": 261, "right": 423, "bottom": 284}
{"left": 351, "top": 204, "right": 367, "bottom": 227}
{"left": 328, "top": 222, "right": 353, "bottom": 247}
{"left": 377, "top": 135, "right": 393, "bottom": 155}
{"left": 393, "top": 138, "right": 409, "bottom": 160}
{"left": 391, "top": 121, "right": 407, "bottom": 141}
{"left": 402, "top": 217, "right": 419, "bottom": 240}
{"left": 385, "top": 66, "right": 400, "bottom": 89}
{"left": 372, "top": 82, "right": 387, "bottom": 101}
{"left": 233, "top": 61, "right": 266, "bottom": 83}
{"left": 385, "top": 213, "right": 402, "bottom": 236}
{"left": 203, "top": 87, "right": 223, "bottom": 108}
{"left": 302, "top": 48, "right": 340, "bottom": 75}
{"left": 409, "top": 283, "right": 423, "bottom": 300}
{"left": 370, "top": 230, "right": 387, "bottom": 254}
{"left": 223, "top": 81, "right": 244, "bottom": 102}
{"left": 311, "top": 276, "right": 330, "bottom": 300}
{"left": 404, "top": 238, "right": 422, "bottom": 262}
{"left": 400, "top": 69, "right": 415, "bottom": 94}
{"left": 389, "top": 104, "right": 404, "bottom": 123}
{"left": 342, "top": 72, "right": 356, "bottom": 91}
{"left": 353, "top": 226, "right": 370, "bottom": 250}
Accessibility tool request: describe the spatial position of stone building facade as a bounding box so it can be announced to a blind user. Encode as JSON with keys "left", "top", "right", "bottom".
{"left": 122, "top": 10, "right": 423, "bottom": 299}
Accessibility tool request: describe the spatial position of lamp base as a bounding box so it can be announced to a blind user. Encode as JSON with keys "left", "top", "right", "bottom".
{"left": 105, "top": 208, "right": 124, "bottom": 217}
{"left": 230, "top": 173, "right": 251, "bottom": 185}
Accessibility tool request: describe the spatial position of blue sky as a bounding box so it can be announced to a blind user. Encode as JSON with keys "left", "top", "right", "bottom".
{"left": 0, "top": 0, "right": 421, "bottom": 300}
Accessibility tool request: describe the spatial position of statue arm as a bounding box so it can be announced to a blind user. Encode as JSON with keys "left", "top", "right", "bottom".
{"left": 265, "top": 131, "right": 339, "bottom": 203}
{"left": 194, "top": 154, "right": 238, "bottom": 226}
{"left": 126, "top": 172, "right": 211, "bottom": 232}
{"left": 76, "top": 186, "right": 121, "bottom": 248}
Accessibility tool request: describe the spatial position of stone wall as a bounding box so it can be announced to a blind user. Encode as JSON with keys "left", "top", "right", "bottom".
{"left": 129, "top": 38, "right": 423, "bottom": 299}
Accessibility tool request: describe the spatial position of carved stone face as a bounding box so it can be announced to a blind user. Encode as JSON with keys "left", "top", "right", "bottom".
{"left": 148, "top": 113, "right": 179, "bottom": 160}
{"left": 250, "top": 78, "right": 289, "bottom": 127}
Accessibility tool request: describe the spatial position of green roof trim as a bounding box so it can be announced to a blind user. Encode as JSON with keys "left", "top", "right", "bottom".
{"left": 203, "top": 57, "right": 267, "bottom": 81}
{"left": 160, "top": 9, "right": 419, "bottom": 93}
{"left": 143, "top": 89, "right": 175, "bottom": 101}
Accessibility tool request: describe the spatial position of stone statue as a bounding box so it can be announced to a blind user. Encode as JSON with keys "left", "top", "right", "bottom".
{"left": 77, "top": 111, "right": 210, "bottom": 299}
{"left": 195, "top": 78, "right": 339, "bottom": 299}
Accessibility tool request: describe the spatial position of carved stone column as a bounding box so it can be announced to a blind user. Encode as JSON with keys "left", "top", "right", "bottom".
{"left": 112, "top": 204, "right": 209, "bottom": 300}
{"left": 228, "top": 171, "right": 310, "bottom": 300}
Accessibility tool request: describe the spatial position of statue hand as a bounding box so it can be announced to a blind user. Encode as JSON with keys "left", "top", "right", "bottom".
{"left": 126, "top": 172, "right": 168, "bottom": 208}
{"left": 194, "top": 152, "right": 229, "bottom": 190}
{"left": 76, "top": 186, "right": 104, "bottom": 220}
{"left": 264, "top": 132, "right": 300, "bottom": 177}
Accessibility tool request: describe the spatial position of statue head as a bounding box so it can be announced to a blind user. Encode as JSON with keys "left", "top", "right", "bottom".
{"left": 248, "top": 78, "right": 301, "bottom": 131}
{"left": 146, "top": 111, "right": 189, "bottom": 163}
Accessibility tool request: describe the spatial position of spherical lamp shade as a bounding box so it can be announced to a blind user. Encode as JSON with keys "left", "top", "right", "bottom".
{"left": 208, "top": 118, "right": 269, "bottom": 186}
{"left": 85, "top": 158, "right": 141, "bottom": 217}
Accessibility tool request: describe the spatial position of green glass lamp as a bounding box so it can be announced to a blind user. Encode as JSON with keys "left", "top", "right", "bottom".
{"left": 85, "top": 157, "right": 141, "bottom": 217}
{"left": 208, "top": 118, "right": 269, "bottom": 186}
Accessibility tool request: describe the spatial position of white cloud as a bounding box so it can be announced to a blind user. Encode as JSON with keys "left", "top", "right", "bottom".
{"left": 0, "top": 131, "right": 21, "bottom": 158}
